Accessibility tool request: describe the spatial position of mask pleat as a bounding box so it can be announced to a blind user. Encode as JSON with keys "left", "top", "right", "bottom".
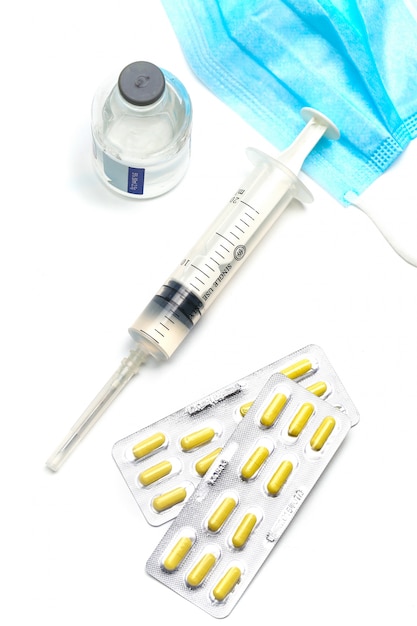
{"left": 162, "top": 0, "right": 417, "bottom": 202}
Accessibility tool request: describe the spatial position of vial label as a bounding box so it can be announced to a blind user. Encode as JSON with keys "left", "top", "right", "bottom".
{"left": 128, "top": 167, "right": 145, "bottom": 195}
{"left": 95, "top": 142, "right": 145, "bottom": 195}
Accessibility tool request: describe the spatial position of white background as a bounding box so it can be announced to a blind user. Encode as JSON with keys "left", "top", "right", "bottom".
{"left": 2, "top": 1, "right": 417, "bottom": 624}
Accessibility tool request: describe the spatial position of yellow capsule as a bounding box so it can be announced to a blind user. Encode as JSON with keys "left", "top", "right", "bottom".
{"left": 180, "top": 427, "right": 216, "bottom": 451}
{"left": 231, "top": 513, "right": 257, "bottom": 548}
{"left": 260, "top": 393, "right": 288, "bottom": 427}
{"left": 239, "top": 358, "right": 313, "bottom": 417}
{"left": 241, "top": 446, "right": 270, "bottom": 480}
{"left": 138, "top": 460, "right": 173, "bottom": 486}
{"left": 162, "top": 536, "right": 193, "bottom": 572}
{"left": 152, "top": 486, "right": 187, "bottom": 512}
{"left": 195, "top": 447, "right": 222, "bottom": 476}
{"left": 310, "top": 416, "right": 336, "bottom": 451}
{"left": 266, "top": 460, "right": 293, "bottom": 495}
{"left": 212, "top": 566, "right": 242, "bottom": 602}
{"left": 306, "top": 381, "right": 327, "bottom": 397}
{"left": 239, "top": 401, "right": 253, "bottom": 417}
{"left": 186, "top": 553, "right": 217, "bottom": 587}
{"left": 132, "top": 432, "right": 166, "bottom": 459}
{"left": 288, "top": 402, "right": 315, "bottom": 437}
{"left": 207, "top": 497, "right": 237, "bottom": 532}
{"left": 280, "top": 358, "right": 313, "bottom": 380}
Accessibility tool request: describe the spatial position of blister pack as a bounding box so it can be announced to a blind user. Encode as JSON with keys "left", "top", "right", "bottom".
{"left": 146, "top": 372, "right": 355, "bottom": 618}
{"left": 112, "top": 345, "right": 359, "bottom": 526}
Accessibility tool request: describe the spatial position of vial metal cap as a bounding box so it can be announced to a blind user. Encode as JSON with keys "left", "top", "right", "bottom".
{"left": 118, "top": 61, "right": 166, "bottom": 106}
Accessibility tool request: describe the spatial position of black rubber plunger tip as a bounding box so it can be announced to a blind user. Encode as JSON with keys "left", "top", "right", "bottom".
{"left": 118, "top": 61, "right": 165, "bottom": 106}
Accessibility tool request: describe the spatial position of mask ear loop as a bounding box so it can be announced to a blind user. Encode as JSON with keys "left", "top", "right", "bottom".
{"left": 345, "top": 191, "right": 417, "bottom": 268}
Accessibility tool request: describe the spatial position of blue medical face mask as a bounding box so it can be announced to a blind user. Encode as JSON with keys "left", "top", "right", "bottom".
{"left": 162, "top": 0, "right": 417, "bottom": 264}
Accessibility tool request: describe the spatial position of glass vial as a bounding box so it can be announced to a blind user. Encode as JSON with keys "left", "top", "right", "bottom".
{"left": 91, "top": 61, "right": 192, "bottom": 199}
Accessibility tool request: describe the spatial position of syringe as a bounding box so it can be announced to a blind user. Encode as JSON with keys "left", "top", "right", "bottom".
{"left": 46, "top": 107, "right": 339, "bottom": 471}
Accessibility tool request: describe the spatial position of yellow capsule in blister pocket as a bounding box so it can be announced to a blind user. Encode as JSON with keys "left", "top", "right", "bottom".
{"left": 266, "top": 460, "right": 294, "bottom": 495}
{"left": 306, "top": 381, "right": 327, "bottom": 397}
{"left": 138, "top": 460, "right": 173, "bottom": 486}
{"left": 240, "top": 446, "right": 270, "bottom": 480}
{"left": 260, "top": 393, "right": 288, "bottom": 427}
{"left": 212, "top": 566, "right": 242, "bottom": 602}
{"left": 239, "top": 359, "right": 313, "bottom": 417}
{"left": 186, "top": 553, "right": 217, "bottom": 587}
{"left": 132, "top": 431, "right": 166, "bottom": 459}
{"left": 280, "top": 358, "right": 313, "bottom": 380}
{"left": 163, "top": 536, "right": 193, "bottom": 572}
{"left": 231, "top": 513, "right": 257, "bottom": 548}
{"left": 152, "top": 486, "right": 187, "bottom": 512}
{"left": 239, "top": 401, "right": 253, "bottom": 417}
{"left": 288, "top": 402, "right": 315, "bottom": 437}
{"left": 195, "top": 447, "right": 222, "bottom": 476}
{"left": 310, "top": 416, "right": 336, "bottom": 451}
{"left": 180, "top": 427, "right": 216, "bottom": 451}
{"left": 207, "top": 497, "right": 237, "bottom": 532}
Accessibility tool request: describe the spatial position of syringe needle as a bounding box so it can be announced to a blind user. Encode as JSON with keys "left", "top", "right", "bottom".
{"left": 46, "top": 345, "right": 149, "bottom": 472}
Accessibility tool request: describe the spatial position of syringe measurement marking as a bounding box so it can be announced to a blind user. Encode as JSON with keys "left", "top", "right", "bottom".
{"left": 142, "top": 330, "right": 160, "bottom": 344}
{"left": 191, "top": 264, "right": 210, "bottom": 279}
{"left": 143, "top": 312, "right": 182, "bottom": 344}
{"left": 184, "top": 199, "right": 261, "bottom": 294}
{"left": 217, "top": 232, "right": 234, "bottom": 247}
{"left": 240, "top": 201, "right": 259, "bottom": 213}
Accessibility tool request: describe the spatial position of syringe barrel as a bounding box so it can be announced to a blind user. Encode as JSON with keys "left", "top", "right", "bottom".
{"left": 129, "top": 152, "right": 312, "bottom": 359}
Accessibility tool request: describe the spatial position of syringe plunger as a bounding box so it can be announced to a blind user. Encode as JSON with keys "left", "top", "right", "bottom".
{"left": 278, "top": 108, "right": 340, "bottom": 176}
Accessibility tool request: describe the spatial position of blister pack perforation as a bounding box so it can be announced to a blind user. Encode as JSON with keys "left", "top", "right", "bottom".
{"left": 112, "top": 345, "right": 359, "bottom": 526}
{"left": 146, "top": 372, "right": 355, "bottom": 618}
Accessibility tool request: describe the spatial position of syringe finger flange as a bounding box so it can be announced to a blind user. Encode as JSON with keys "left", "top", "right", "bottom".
{"left": 245, "top": 147, "right": 313, "bottom": 204}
